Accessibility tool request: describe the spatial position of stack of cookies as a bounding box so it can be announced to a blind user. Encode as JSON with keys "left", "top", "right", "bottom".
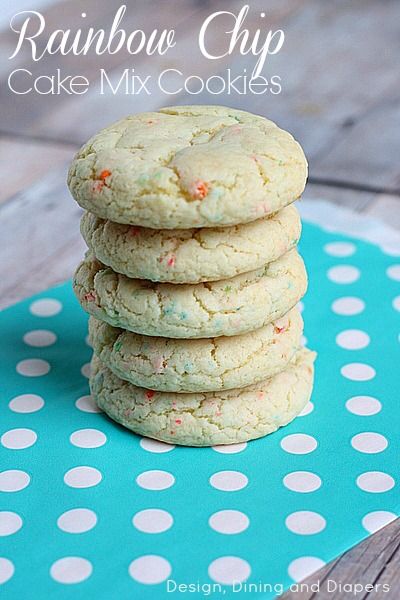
{"left": 69, "top": 105, "right": 315, "bottom": 447}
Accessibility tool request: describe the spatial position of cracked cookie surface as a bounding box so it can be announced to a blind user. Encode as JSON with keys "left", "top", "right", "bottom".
{"left": 88, "top": 308, "right": 303, "bottom": 393}
{"left": 80, "top": 204, "right": 301, "bottom": 283}
{"left": 89, "top": 349, "right": 315, "bottom": 446}
{"left": 74, "top": 249, "right": 307, "bottom": 339}
{"left": 68, "top": 105, "right": 307, "bottom": 229}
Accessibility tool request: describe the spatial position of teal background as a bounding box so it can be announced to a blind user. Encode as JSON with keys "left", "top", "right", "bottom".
{"left": 0, "top": 221, "right": 399, "bottom": 599}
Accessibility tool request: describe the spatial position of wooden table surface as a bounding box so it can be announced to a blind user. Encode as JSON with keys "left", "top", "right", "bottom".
{"left": 1, "top": 0, "right": 399, "bottom": 596}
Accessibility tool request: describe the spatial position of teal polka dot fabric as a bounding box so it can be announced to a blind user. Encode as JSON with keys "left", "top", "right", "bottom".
{"left": 0, "top": 220, "right": 399, "bottom": 598}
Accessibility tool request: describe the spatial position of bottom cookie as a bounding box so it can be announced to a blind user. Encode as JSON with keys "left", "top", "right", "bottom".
{"left": 89, "top": 349, "right": 316, "bottom": 447}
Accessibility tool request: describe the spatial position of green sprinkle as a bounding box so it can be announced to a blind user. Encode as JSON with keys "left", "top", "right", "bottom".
{"left": 114, "top": 341, "right": 122, "bottom": 352}
{"left": 163, "top": 303, "right": 175, "bottom": 316}
{"left": 137, "top": 174, "right": 149, "bottom": 185}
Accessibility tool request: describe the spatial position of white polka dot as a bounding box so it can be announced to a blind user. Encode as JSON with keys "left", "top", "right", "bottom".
{"left": 133, "top": 509, "right": 173, "bottom": 533}
{"left": 280, "top": 434, "right": 317, "bottom": 454}
{"left": 0, "top": 558, "right": 15, "bottom": 584}
{"left": 301, "top": 335, "right": 307, "bottom": 347}
{"left": 346, "top": 395, "right": 382, "bottom": 416}
{"left": 209, "top": 471, "right": 248, "bottom": 492}
{"left": 324, "top": 241, "right": 356, "bottom": 257}
{"left": 283, "top": 471, "right": 322, "bottom": 493}
{"left": 336, "top": 329, "right": 370, "bottom": 350}
{"left": 327, "top": 265, "right": 360, "bottom": 284}
{"left": 30, "top": 298, "right": 62, "bottom": 317}
{"left": 136, "top": 470, "right": 175, "bottom": 491}
{"left": 381, "top": 244, "right": 400, "bottom": 257}
{"left": 0, "top": 512, "right": 23, "bottom": 536}
{"left": 16, "top": 358, "right": 50, "bottom": 377}
{"left": 387, "top": 264, "right": 400, "bottom": 281}
{"left": 1, "top": 428, "right": 37, "bottom": 450}
{"left": 0, "top": 470, "right": 30, "bottom": 492}
{"left": 285, "top": 511, "right": 326, "bottom": 535}
{"left": 212, "top": 442, "right": 247, "bottom": 454}
{"left": 208, "top": 556, "right": 251, "bottom": 585}
{"left": 64, "top": 466, "right": 102, "bottom": 489}
{"left": 9, "top": 393, "right": 44, "bottom": 413}
{"left": 341, "top": 363, "right": 376, "bottom": 381}
{"left": 129, "top": 555, "right": 171, "bottom": 584}
{"left": 362, "top": 511, "right": 397, "bottom": 534}
{"left": 393, "top": 296, "right": 400, "bottom": 312}
{"left": 209, "top": 510, "right": 249, "bottom": 534}
{"left": 140, "top": 438, "right": 175, "bottom": 453}
{"left": 331, "top": 296, "right": 365, "bottom": 316}
{"left": 298, "top": 402, "right": 314, "bottom": 417}
{"left": 75, "top": 395, "right": 101, "bottom": 413}
{"left": 298, "top": 301, "right": 304, "bottom": 313}
{"left": 57, "top": 509, "right": 97, "bottom": 533}
{"left": 351, "top": 432, "right": 388, "bottom": 454}
{"left": 356, "top": 471, "right": 395, "bottom": 493}
{"left": 288, "top": 556, "right": 325, "bottom": 582}
{"left": 23, "top": 329, "right": 57, "bottom": 347}
{"left": 50, "top": 557, "right": 92, "bottom": 584}
{"left": 70, "top": 429, "right": 107, "bottom": 449}
{"left": 81, "top": 363, "right": 91, "bottom": 378}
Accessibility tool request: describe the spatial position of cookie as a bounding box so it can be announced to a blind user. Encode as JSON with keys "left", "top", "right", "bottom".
{"left": 74, "top": 249, "right": 307, "bottom": 339}
{"left": 90, "top": 348, "right": 315, "bottom": 446}
{"left": 88, "top": 308, "right": 303, "bottom": 393}
{"left": 80, "top": 205, "right": 301, "bottom": 283}
{"left": 68, "top": 105, "right": 307, "bottom": 229}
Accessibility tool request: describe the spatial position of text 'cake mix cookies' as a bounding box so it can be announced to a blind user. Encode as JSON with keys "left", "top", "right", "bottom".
{"left": 69, "top": 104, "right": 315, "bottom": 446}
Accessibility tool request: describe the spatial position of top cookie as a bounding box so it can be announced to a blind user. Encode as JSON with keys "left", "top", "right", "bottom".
{"left": 68, "top": 105, "right": 307, "bottom": 229}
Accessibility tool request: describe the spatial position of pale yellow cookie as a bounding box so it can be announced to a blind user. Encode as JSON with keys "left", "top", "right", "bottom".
{"left": 89, "top": 349, "right": 315, "bottom": 446}
{"left": 68, "top": 105, "right": 307, "bottom": 229}
{"left": 80, "top": 205, "right": 301, "bottom": 283}
{"left": 74, "top": 249, "right": 307, "bottom": 338}
{"left": 88, "top": 308, "right": 303, "bottom": 393}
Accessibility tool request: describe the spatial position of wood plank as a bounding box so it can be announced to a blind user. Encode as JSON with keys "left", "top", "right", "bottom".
{"left": 2, "top": 0, "right": 400, "bottom": 190}
{"left": 0, "top": 165, "right": 85, "bottom": 309}
{"left": 171, "top": 0, "right": 400, "bottom": 191}
{"left": 0, "top": 0, "right": 211, "bottom": 137}
{"left": 0, "top": 136, "right": 75, "bottom": 204}
{"left": 282, "top": 519, "right": 400, "bottom": 599}
{"left": 1, "top": 0, "right": 308, "bottom": 144}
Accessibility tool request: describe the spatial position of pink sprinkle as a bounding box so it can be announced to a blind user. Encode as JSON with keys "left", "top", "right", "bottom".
{"left": 189, "top": 179, "right": 209, "bottom": 200}
{"left": 175, "top": 419, "right": 182, "bottom": 425}
{"left": 84, "top": 291, "right": 96, "bottom": 302}
{"left": 257, "top": 391, "right": 265, "bottom": 400}
{"left": 145, "top": 390, "right": 155, "bottom": 400}
{"left": 216, "top": 411, "right": 222, "bottom": 417}
{"left": 167, "top": 255, "right": 176, "bottom": 267}
{"left": 274, "top": 325, "right": 286, "bottom": 334}
{"left": 91, "top": 181, "right": 104, "bottom": 193}
{"left": 255, "top": 202, "right": 269, "bottom": 215}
